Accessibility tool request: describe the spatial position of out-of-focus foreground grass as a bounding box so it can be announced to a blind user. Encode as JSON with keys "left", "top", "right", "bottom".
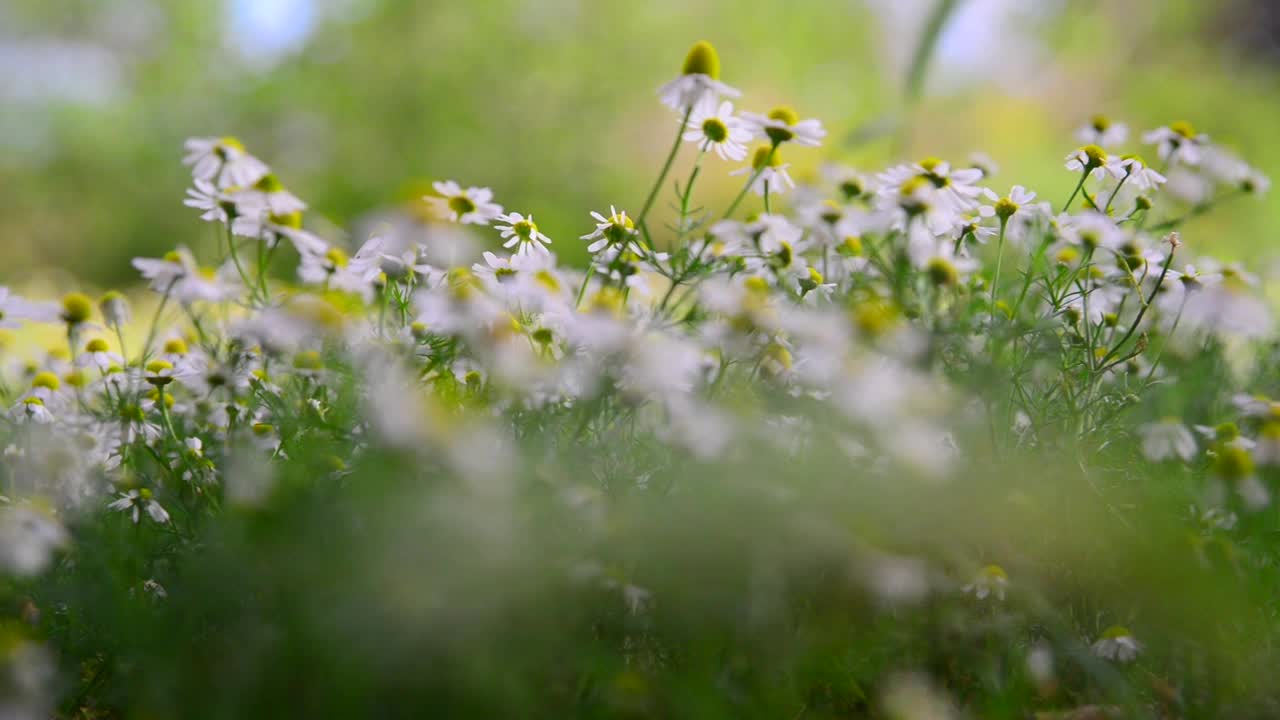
{"left": 3, "top": 0, "right": 1278, "bottom": 291}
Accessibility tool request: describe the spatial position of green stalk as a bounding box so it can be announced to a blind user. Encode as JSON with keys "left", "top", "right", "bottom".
{"left": 636, "top": 105, "right": 694, "bottom": 228}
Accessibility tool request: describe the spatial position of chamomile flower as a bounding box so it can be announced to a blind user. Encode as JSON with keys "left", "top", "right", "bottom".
{"left": 183, "top": 180, "right": 235, "bottom": 224}
{"left": 657, "top": 40, "right": 741, "bottom": 112}
{"left": 1110, "top": 158, "right": 1164, "bottom": 195}
{"left": 299, "top": 246, "right": 374, "bottom": 300}
{"left": 183, "top": 136, "right": 269, "bottom": 189}
{"left": 731, "top": 146, "right": 795, "bottom": 196}
{"left": 428, "top": 181, "right": 504, "bottom": 225}
{"left": 108, "top": 488, "right": 171, "bottom": 524}
{"left": 230, "top": 174, "right": 307, "bottom": 217}
{"left": 0, "top": 505, "right": 68, "bottom": 576}
{"left": 231, "top": 210, "right": 327, "bottom": 255}
{"left": 879, "top": 158, "right": 984, "bottom": 214}
{"left": 133, "top": 248, "right": 197, "bottom": 293}
{"left": 12, "top": 396, "right": 53, "bottom": 424}
{"left": 1076, "top": 115, "right": 1129, "bottom": 148}
{"left": 1058, "top": 211, "right": 1126, "bottom": 252}
{"left": 580, "top": 206, "right": 638, "bottom": 254}
{"left": 979, "top": 186, "right": 1046, "bottom": 223}
{"left": 741, "top": 106, "right": 826, "bottom": 147}
{"left": 1138, "top": 418, "right": 1196, "bottom": 462}
{"left": 962, "top": 564, "right": 1009, "bottom": 601}
{"left": 1091, "top": 627, "right": 1142, "bottom": 663}
{"left": 76, "top": 338, "right": 123, "bottom": 373}
{"left": 495, "top": 212, "right": 552, "bottom": 256}
{"left": 1064, "top": 144, "right": 1120, "bottom": 180}
{"left": 683, "top": 98, "right": 751, "bottom": 161}
{"left": 0, "top": 288, "right": 58, "bottom": 329}
{"left": 1143, "top": 121, "right": 1208, "bottom": 166}
{"left": 172, "top": 264, "right": 243, "bottom": 305}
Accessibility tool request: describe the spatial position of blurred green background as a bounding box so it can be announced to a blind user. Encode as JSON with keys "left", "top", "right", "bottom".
{"left": 3, "top": 0, "right": 1278, "bottom": 288}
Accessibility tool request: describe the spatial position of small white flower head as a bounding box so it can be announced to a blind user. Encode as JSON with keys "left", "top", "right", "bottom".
{"left": 1058, "top": 210, "right": 1125, "bottom": 252}
{"left": 1142, "top": 121, "right": 1208, "bottom": 166}
{"left": 183, "top": 136, "right": 269, "bottom": 189}
{"left": 76, "top": 338, "right": 124, "bottom": 373}
{"left": 0, "top": 505, "right": 68, "bottom": 577}
{"left": 980, "top": 185, "right": 1041, "bottom": 223}
{"left": 427, "top": 181, "right": 504, "bottom": 225}
{"left": 581, "top": 206, "right": 638, "bottom": 254}
{"left": 1239, "top": 166, "right": 1271, "bottom": 195}
{"left": 968, "top": 151, "right": 999, "bottom": 179}
{"left": 657, "top": 40, "right": 741, "bottom": 112}
{"left": 183, "top": 179, "right": 236, "bottom": 224}
{"left": 59, "top": 292, "right": 95, "bottom": 327}
{"left": 0, "top": 287, "right": 59, "bottom": 329}
{"left": 961, "top": 564, "right": 1008, "bottom": 601}
{"left": 1064, "top": 144, "right": 1114, "bottom": 179}
{"left": 108, "top": 488, "right": 171, "bottom": 525}
{"left": 144, "top": 358, "right": 190, "bottom": 388}
{"left": 1076, "top": 115, "right": 1129, "bottom": 148}
{"left": 12, "top": 396, "right": 54, "bottom": 424}
{"left": 495, "top": 212, "right": 552, "bottom": 256}
{"left": 683, "top": 98, "right": 751, "bottom": 161}
{"left": 730, "top": 146, "right": 795, "bottom": 196}
{"left": 1091, "top": 626, "right": 1142, "bottom": 663}
{"left": 98, "top": 291, "right": 131, "bottom": 328}
{"left": 1114, "top": 155, "right": 1167, "bottom": 192}
{"left": 1139, "top": 418, "right": 1196, "bottom": 462}
{"left": 741, "top": 105, "right": 826, "bottom": 147}
{"left": 1212, "top": 444, "right": 1269, "bottom": 509}
{"left": 1252, "top": 420, "right": 1280, "bottom": 466}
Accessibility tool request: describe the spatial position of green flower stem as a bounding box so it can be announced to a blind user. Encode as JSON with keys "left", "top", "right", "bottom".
{"left": 636, "top": 105, "right": 694, "bottom": 229}
{"left": 1098, "top": 246, "right": 1176, "bottom": 370}
{"left": 989, "top": 217, "right": 1009, "bottom": 327}
{"left": 723, "top": 143, "right": 778, "bottom": 220}
{"left": 139, "top": 279, "right": 177, "bottom": 364}
{"left": 574, "top": 265, "right": 596, "bottom": 309}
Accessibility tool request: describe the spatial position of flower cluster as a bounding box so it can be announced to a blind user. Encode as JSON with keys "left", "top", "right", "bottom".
{"left": 0, "top": 40, "right": 1275, "bottom": 716}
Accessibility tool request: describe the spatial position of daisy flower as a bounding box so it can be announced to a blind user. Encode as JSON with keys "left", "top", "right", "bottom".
{"left": 298, "top": 246, "right": 375, "bottom": 301}
{"left": 172, "top": 264, "right": 243, "bottom": 305}
{"left": 183, "top": 180, "right": 235, "bottom": 224}
{"left": 1064, "top": 144, "right": 1122, "bottom": 180}
{"left": 495, "top": 212, "right": 552, "bottom": 256}
{"left": 230, "top": 174, "right": 307, "bottom": 217}
{"left": 731, "top": 146, "right": 795, "bottom": 196}
{"left": 741, "top": 105, "right": 826, "bottom": 147}
{"left": 11, "top": 396, "right": 54, "bottom": 424}
{"left": 230, "top": 210, "right": 327, "bottom": 255}
{"left": 108, "top": 488, "right": 171, "bottom": 525}
{"left": 0, "top": 288, "right": 58, "bottom": 329}
{"left": 1138, "top": 418, "right": 1196, "bottom": 462}
{"left": 76, "top": 338, "right": 124, "bottom": 373}
{"left": 1091, "top": 626, "right": 1142, "bottom": 663}
{"left": 133, "top": 248, "right": 197, "bottom": 293}
{"left": 878, "top": 158, "right": 984, "bottom": 214}
{"left": 182, "top": 136, "right": 269, "bottom": 189}
{"left": 1113, "top": 156, "right": 1167, "bottom": 192}
{"left": 580, "top": 206, "right": 638, "bottom": 254}
{"left": 0, "top": 505, "right": 69, "bottom": 577}
{"left": 427, "top": 181, "right": 504, "bottom": 225}
{"left": 1075, "top": 115, "right": 1129, "bottom": 148}
{"left": 657, "top": 40, "right": 741, "bottom": 112}
{"left": 962, "top": 564, "right": 1009, "bottom": 601}
{"left": 683, "top": 98, "right": 751, "bottom": 161}
{"left": 1143, "top": 121, "right": 1208, "bottom": 166}
{"left": 1057, "top": 211, "right": 1126, "bottom": 252}
{"left": 980, "top": 186, "right": 1048, "bottom": 224}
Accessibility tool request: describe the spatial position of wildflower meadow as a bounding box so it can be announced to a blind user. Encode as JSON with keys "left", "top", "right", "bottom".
{"left": 2, "top": 35, "right": 1279, "bottom": 719}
